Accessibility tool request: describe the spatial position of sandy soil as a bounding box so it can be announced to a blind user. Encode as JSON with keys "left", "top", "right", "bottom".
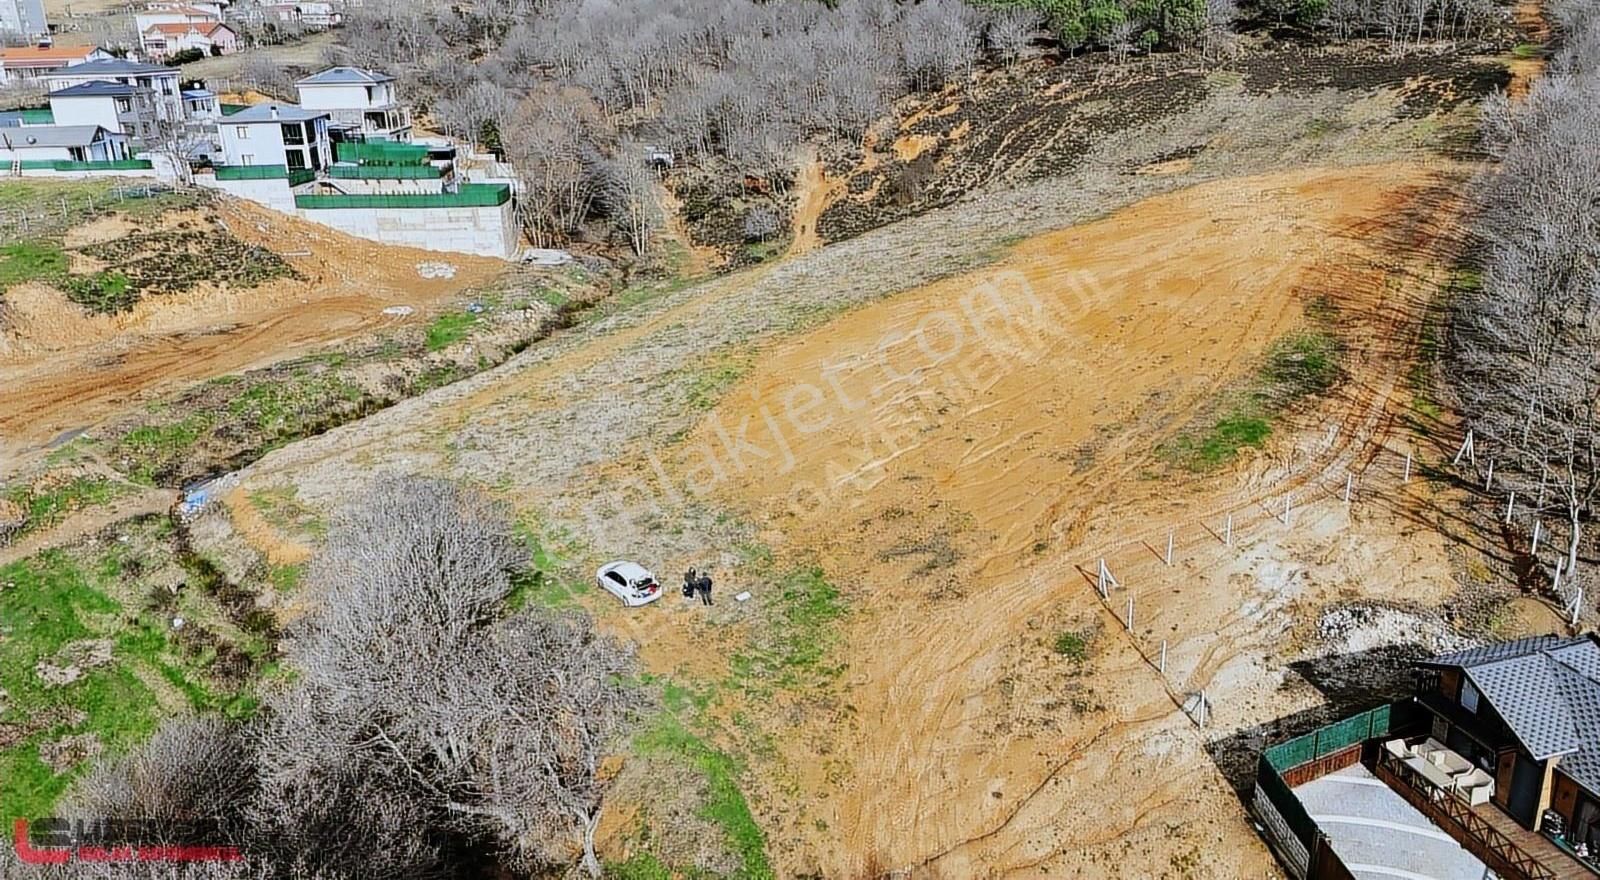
{"left": 676, "top": 163, "right": 1462, "bottom": 876}
{"left": 0, "top": 197, "right": 506, "bottom": 459}
{"left": 789, "top": 146, "right": 845, "bottom": 257}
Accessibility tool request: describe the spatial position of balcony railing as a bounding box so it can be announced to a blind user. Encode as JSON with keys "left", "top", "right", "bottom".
{"left": 1375, "top": 750, "right": 1556, "bottom": 880}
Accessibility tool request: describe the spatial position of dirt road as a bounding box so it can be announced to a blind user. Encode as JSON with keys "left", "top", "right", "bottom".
{"left": 0, "top": 199, "right": 505, "bottom": 459}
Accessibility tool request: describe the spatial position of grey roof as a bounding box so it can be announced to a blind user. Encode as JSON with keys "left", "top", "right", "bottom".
{"left": 1421, "top": 635, "right": 1600, "bottom": 793}
{"left": 296, "top": 66, "right": 392, "bottom": 86}
{"left": 47, "top": 59, "right": 177, "bottom": 78}
{"left": 48, "top": 80, "right": 139, "bottom": 98}
{"left": 0, "top": 124, "right": 108, "bottom": 148}
{"left": 223, "top": 103, "right": 328, "bottom": 123}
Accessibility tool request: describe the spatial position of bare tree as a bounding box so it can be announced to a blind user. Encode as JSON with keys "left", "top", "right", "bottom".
{"left": 743, "top": 205, "right": 781, "bottom": 242}
{"left": 1449, "top": 6, "right": 1600, "bottom": 610}
{"left": 253, "top": 476, "right": 643, "bottom": 878}
{"left": 987, "top": 7, "right": 1044, "bottom": 66}
{"left": 599, "top": 139, "right": 663, "bottom": 256}
{"left": 62, "top": 717, "right": 256, "bottom": 845}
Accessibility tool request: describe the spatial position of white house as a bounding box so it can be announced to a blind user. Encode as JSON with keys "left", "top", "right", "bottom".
{"left": 295, "top": 67, "right": 409, "bottom": 141}
{"left": 181, "top": 87, "right": 219, "bottom": 121}
{"left": 217, "top": 102, "right": 330, "bottom": 172}
{"left": 141, "top": 21, "right": 240, "bottom": 59}
{"left": 46, "top": 80, "right": 162, "bottom": 141}
{"left": 0, "top": 124, "right": 131, "bottom": 164}
{"left": 0, "top": 45, "right": 115, "bottom": 85}
{"left": 0, "top": 0, "right": 47, "bottom": 41}
{"left": 44, "top": 59, "right": 183, "bottom": 123}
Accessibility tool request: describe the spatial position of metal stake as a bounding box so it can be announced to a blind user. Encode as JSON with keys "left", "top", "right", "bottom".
{"left": 1344, "top": 474, "right": 1353, "bottom": 505}
{"left": 1403, "top": 451, "right": 1412, "bottom": 483}
{"left": 1506, "top": 493, "right": 1516, "bottom": 524}
{"left": 1125, "top": 596, "right": 1134, "bottom": 632}
{"left": 1159, "top": 640, "right": 1167, "bottom": 675}
{"left": 1165, "top": 528, "right": 1174, "bottom": 566}
{"left": 1533, "top": 521, "right": 1544, "bottom": 557}
{"left": 1484, "top": 459, "right": 1495, "bottom": 490}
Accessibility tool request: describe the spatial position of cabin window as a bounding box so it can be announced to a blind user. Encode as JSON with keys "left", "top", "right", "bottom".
{"left": 236, "top": 126, "right": 248, "bottom": 139}
{"left": 1460, "top": 678, "right": 1480, "bottom": 714}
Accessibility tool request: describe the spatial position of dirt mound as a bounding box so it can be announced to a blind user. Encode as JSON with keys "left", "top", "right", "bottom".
{"left": 0, "top": 196, "right": 507, "bottom": 459}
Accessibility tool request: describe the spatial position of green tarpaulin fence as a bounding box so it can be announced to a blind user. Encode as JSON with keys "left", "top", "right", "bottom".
{"left": 327, "top": 163, "right": 444, "bottom": 180}
{"left": 334, "top": 141, "right": 431, "bottom": 165}
{"left": 18, "top": 159, "right": 153, "bottom": 171}
{"left": 295, "top": 183, "right": 509, "bottom": 210}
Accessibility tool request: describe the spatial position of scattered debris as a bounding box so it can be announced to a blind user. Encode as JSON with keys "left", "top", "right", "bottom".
{"left": 382, "top": 305, "right": 415, "bottom": 317}
{"left": 520, "top": 248, "right": 573, "bottom": 266}
{"left": 171, "top": 616, "right": 186, "bottom": 630}
{"left": 465, "top": 302, "right": 485, "bottom": 314}
{"left": 416, "top": 261, "right": 458, "bottom": 279}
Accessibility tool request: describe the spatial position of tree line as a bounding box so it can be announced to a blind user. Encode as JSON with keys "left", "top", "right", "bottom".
{"left": 5, "top": 478, "right": 645, "bottom": 880}
{"left": 1449, "top": 0, "right": 1600, "bottom": 604}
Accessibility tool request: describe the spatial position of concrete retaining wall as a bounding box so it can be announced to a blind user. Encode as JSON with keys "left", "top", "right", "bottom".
{"left": 198, "top": 175, "right": 298, "bottom": 213}
{"left": 295, "top": 200, "right": 517, "bottom": 258}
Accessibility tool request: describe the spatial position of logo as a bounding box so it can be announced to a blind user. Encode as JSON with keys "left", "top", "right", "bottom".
{"left": 13, "top": 818, "right": 243, "bottom": 864}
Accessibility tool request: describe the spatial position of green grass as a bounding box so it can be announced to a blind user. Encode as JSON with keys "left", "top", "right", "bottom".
{"left": 0, "top": 240, "right": 67, "bottom": 289}
{"left": 505, "top": 520, "right": 590, "bottom": 609}
{"left": 267, "top": 563, "right": 303, "bottom": 593}
{"left": 425, "top": 310, "right": 479, "bottom": 351}
{"left": 727, "top": 567, "right": 846, "bottom": 696}
{"left": 0, "top": 552, "right": 160, "bottom": 819}
{"left": 1053, "top": 630, "right": 1089, "bottom": 661}
{"left": 634, "top": 710, "right": 774, "bottom": 880}
{"left": 1159, "top": 326, "right": 1344, "bottom": 472}
{"left": 683, "top": 351, "right": 754, "bottom": 411}
{"left": 116, "top": 414, "right": 217, "bottom": 485}
{"left": 61, "top": 271, "right": 134, "bottom": 314}
{"left": 4, "top": 474, "right": 123, "bottom": 536}
{"left": 1512, "top": 42, "right": 1545, "bottom": 57}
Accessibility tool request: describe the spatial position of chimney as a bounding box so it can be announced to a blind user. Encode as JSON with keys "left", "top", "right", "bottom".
{"left": 269, "top": 105, "right": 278, "bottom": 120}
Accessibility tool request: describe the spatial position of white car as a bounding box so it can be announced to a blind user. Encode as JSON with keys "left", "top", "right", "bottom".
{"left": 595, "top": 561, "right": 664, "bottom": 607}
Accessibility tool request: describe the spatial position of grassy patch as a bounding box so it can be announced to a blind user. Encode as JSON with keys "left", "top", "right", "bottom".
{"left": 1053, "top": 630, "right": 1089, "bottom": 661}
{"left": 0, "top": 552, "right": 159, "bottom": 818}
{"left": 1159, "top": 324, "right": 1344, "bottom": 472}
{"left": 1511, "top": 42, "right": 1545, "bottom": 57}
{"left": 682, "top": 351, "right": 754, "bottom": 411}
{"left": 728, "top": 567, "right": 846, "bottom": 696}
{"left": 115, "top": 413, "right": 217, "bottom": 485}
{"left": 506, "top": 520, "right": 589, "bottom": 610}
{"left": 0, "top": 240, "right": 68, "bottom": 289}
{"left": 634, "top": 710, "right": 773, "bottom": 880}
{"left": 61, "top": 271, "right": 134, "bottom": 314}
{"left": 4, "top": 473, "right": 124, "bottom": 536}
{"left": 425, "top": 310, "right": 479, "bottom": 351}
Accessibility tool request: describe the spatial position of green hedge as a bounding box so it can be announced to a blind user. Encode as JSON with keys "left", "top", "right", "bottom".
{"left": 18, "top": 159, "right": 154, "bottom": 171}
{"left": 295, "top": 183, "right": 509, "bottom": 210}
{"left": 327, "top": 163, "right": 443, "bottom": 180}
{"left": 333, "top": 141, "right": 430, "bottom": 165}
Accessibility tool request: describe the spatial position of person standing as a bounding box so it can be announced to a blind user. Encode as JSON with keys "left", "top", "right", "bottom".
{"left": 682, "top": 568, "right": 698, "bottom": 599}
{"left": 696, "top": 570, "right": 713, "bottom": 606}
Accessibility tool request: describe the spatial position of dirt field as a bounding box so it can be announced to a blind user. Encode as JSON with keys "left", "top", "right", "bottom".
{"left": 168, "top": 37, "right": 1538, "bottom": 878}
{"left": 0, "top": 198, "right": 506, "bottom": 461}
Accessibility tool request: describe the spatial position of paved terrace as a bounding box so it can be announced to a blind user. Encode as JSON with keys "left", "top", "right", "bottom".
{"left": 1296, "top": 764, "right": 1489, "bottom": 880}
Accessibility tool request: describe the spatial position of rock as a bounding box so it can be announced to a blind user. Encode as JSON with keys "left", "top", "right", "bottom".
{"left": 415, "top": 261, "right": 457, "bottom": 279}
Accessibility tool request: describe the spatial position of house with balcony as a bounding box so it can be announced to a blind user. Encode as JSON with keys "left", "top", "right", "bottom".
{"left": 44, "top": 59, "right": 183, "bottom": 124}
{"left": 46, "top": 81, "right": 160, "bottom": 142}
{"left": 1414, "top": 635, "right": 1600, "bottom": 855}
{"left": 1252, "top": 635, "right": 1600, "bottom": 880}
{"left": 294, "top": 66, "right": 410, "bottom": 142}
{"left": 0, "top": 45, "right": 115, "bottom": 85}
{"left": 217, "top": 102, "right": 330, "bottom": 173}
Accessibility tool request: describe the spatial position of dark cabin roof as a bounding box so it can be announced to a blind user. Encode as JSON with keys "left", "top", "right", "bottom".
{"left": 1419, "top": 634, "right": 1600, "bottom": 793}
